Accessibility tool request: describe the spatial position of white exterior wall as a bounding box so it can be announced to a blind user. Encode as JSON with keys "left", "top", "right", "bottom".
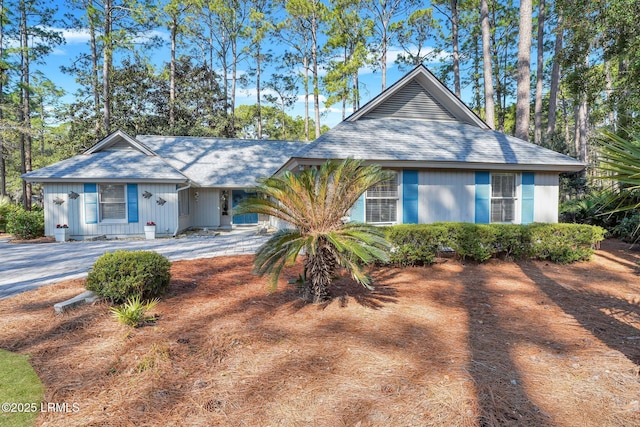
{"left": 418, "top": 170, "right": 475, "bottom": 223}
{"left": 43, "top": 183, "right": 178, "bottom": 239}
{"left": 533, "top": 173, "right": 560, "bottom": 223}
{"left": 192, "top": 188, "right": 221, "bottom": 228}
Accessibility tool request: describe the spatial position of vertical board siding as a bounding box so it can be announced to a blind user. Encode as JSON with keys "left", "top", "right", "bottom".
{"left": 475, "top": 171, "right": 491, "bottom": 224}
{"left": 402, "top": 170, "right": 419, "bottom": 224}
{"left": 46, "top": 182, "right": 178, "bottom": 239}
{"left": 44, "top": 183, "right": 84, "bottom": 237}
{"left": 521, "top": 172, "right": 535, "bottom": 224}
{"left": 192, "top": 188, "right": 220, "bottom": 227}
{"left": 419, "top": 170, "right": 474, "bottom": 223}
{"left": 533, "top": 173, "right": 560, "bottom": 223}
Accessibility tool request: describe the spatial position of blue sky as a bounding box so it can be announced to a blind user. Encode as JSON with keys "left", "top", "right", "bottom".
{"left": 38, "top": 4, "right": 454, "bottom": 130}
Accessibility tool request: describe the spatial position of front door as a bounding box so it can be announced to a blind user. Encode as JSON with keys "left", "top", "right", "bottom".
{"left": 232, "top": 190, "right": 258, "bottom": 224}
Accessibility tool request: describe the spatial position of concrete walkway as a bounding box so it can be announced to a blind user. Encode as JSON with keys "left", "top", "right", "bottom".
{"left": 0, "top": 228, "right": 269, "bottom": 300}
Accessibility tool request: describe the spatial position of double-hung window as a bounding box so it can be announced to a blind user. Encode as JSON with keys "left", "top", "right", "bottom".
{"left": 99, "top": 184, "right": 126, "bottom": 222}
{"left": 365, "top": 173, "right": 398, "bottom": 223}
{"left": 490, "top": 173, "right": 516, "bottom": 223}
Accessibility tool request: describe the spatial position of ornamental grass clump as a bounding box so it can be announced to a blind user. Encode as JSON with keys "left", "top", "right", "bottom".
{"left": 86, "top": 250, "right": 171, "bottom": 303}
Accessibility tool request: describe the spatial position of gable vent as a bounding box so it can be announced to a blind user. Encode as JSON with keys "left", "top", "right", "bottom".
{"left": 105, "top": 139, "right": 137, "bottom": 150}
{"left": 363, "top": 80, "right": 456, "bottom": 121}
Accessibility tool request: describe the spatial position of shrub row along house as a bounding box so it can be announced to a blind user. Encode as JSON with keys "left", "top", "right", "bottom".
{"left": 24, "top": 65, "right": 584, "bottom": 240}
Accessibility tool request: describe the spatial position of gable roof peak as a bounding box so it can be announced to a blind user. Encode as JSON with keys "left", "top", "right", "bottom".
{"left": 84, "top": 130, "right": 156, "bottom": 156}
{"left": 347, "top": 65, "right": 489, "bottom": 129}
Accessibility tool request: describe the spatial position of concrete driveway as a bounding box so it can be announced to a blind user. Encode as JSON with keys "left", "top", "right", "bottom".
{"left": 0, "top": 228, "right": 269, "bottom": 300}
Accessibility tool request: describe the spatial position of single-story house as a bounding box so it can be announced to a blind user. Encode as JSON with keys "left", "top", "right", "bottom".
{"left": 24, "top": 65, "right": 584, "bottom": 240}
{"left": 23, "top": 132, "right": 304, "bottom": 239}
{"left": 278, "top": 65, "right": 584, "bottom": 225}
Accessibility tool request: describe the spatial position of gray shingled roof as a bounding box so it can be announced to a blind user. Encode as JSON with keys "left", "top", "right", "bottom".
{"left": 22, "top": 150, "right": 187, "bottom": 182}
{"left": 136, "top": 136, "right": 306, "bottom": 187}
{"left": 292, "top": 118, "right": 584, "bottom": 171}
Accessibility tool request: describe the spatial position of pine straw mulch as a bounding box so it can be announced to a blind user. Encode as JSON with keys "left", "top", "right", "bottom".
{"left": 1, "top": 239, "right": 640, "bottom": 427}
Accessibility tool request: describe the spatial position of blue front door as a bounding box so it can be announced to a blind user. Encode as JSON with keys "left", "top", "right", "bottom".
{"left": 232, "top": 190, "right": 258, "bottom": 224}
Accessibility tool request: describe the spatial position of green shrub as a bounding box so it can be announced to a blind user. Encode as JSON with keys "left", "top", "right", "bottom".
{"left": 527, "top": 223, "right": 607, "bottom": 263}
{"left": 86, "top": 250, "right": 171, "bottom": 303}
{"left": 110, "top": 295, "right": 159, "bottom": 327}
{"left": 384, "top": 224, "right": 450, "bottom": 265}
{"left": 6, "top": 208, "right": 44, "bottom": 239}
{"left": 610, "top": 213, "right": 640, "bottom": 243}
{"left": 384, "top": 222, "right": 606, "bottom": 265}
{"left": 0, "top": 196, "right": 18, "bottom": 233}
{"left": 447, "top": 223, "right": 497, "bottom": 262}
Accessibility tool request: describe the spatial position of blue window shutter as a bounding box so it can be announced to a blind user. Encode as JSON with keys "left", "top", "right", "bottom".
{"left": 402, "top": 170, "right": 419, "bottom": 224}
{"left": 350, "top": 194, "right": 365, "bottom": 222}
{"left": 84, "top": 183, "right": 98, "bottom": 224}
{"left": 521, "top": 172, "right": 535, "bottom": 224}
{"left": 127, "top": 184, "right": 139, "bottom": 223}
{"left": 475, "top": 171, "right": 490, "bottom": 224}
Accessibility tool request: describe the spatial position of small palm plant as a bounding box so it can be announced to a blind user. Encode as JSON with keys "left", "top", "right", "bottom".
{"left": 236, "top": 158, "right": 393, "bottom": 303}
{"left": 110, "top": 296, "right": 159, "bottom": 327}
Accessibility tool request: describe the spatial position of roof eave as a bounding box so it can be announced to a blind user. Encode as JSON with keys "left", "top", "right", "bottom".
{"left": 22, "top": 177, "right": 188, "bottom": 184}
{"left": 287, "top": 157, "right": 586, "bottom": 173}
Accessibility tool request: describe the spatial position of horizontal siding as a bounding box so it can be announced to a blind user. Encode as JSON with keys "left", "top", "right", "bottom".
{"left": 533, "top": 173, "right": 559, "bottom": 223}
{"left": 418, "top": 170, "right": 475, "bottom": 223}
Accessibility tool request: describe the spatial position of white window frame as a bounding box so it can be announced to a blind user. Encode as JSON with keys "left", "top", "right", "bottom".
{"left": 490, "top": 173, "right": 517, "bottom": 223}
{"left": 98, "top": 184, "right": 127, "bottom": 223}
{"left": 365, "top": 172, "right": 399, "bottom": 224}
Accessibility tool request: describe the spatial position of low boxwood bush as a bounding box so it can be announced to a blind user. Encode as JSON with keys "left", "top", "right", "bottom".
{"left": 384, "top": 222, "right": 606, "bottom": 265}
{"left": 527, "top": 223, "right": 607, "bottom": 263}
{"left": 6, "top": 208, "right": 44, "bottom": 239}
{"left": 86, "top": 250, "right": 171, "bottom": 303}
{"left": 385, "top": 224, "right": 451, "bottom": 265}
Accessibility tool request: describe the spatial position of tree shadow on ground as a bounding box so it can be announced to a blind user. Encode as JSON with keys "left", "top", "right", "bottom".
{"left": 519, "top": 261, "right": 640, "bottom": 365}
{"left": 463, "top": 267, "right": 553, "bottom": 426}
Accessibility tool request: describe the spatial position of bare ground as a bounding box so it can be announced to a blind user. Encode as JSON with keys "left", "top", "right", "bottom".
{"left": 1, "top": 239, "right": 639, "bottom": 426}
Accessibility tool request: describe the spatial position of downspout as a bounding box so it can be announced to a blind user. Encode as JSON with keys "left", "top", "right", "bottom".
{"left": 174, "top": 182, "right": 191, "bottom": 237}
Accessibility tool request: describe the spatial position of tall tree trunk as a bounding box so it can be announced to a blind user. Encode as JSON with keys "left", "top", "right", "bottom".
{"left": 381, "top": 18, "right": 388, "bottom": 91}
{"left": 89, "top": 0, "right": 100, "bottom": 136}
{"left": 303, "top": 55, "right": 309, "bottom": 141}
{"left": 604, "top": 61, "right": 615, "bottom": 130}
{"left": 353, "top": 71, "right": 359, "bottom": 112}
{"left": 20, "top": 0, "right": 32, "bottom": 210}
{"left": 451, "top": 0, "right": 461, "bottom": 97}
{"left": 574, "top": 98, "right": 588, "bottom": 163}
{"left": 103, "top": 0, "right": 112, "bottom": 134}
{"left": 480, "top": 0, "right": 495, "bottom": 129}
{"left": 515, "top": 0, "right": 532, "bottom": 141}
{"left": 311, "top": 6, "right": 320, "bottom": 139}
{"left": 0, "top": 0, "right": 5, "bottom": 197}
{"left": 533, "top": 0, "right": 545, "bottom": 144}
{"left": 169, "top": 15, "right": 177, "bottom": 130}
{"left": 256, "top": 44, "right": 262, "bottom": 139}
{"left": 230, "top": 38, "right": 237, "bottom": 136}
{"left": 547, "top": 14, "right": 563, "bottom": 137}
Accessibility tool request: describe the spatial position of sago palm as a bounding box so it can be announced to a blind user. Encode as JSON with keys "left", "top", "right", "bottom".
{"left": 597, "top": 130, "right": 640, "bottom": 213}
{"left": 236, "top": 158, "right": 393, "bottom": 303}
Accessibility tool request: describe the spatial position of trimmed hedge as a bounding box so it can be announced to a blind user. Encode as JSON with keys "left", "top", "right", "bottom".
{"left": 86, "top": 250, "right": 171, "bottom": 303}
{"left": 384, "top": 223, "right": 606, "bottom": 265}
